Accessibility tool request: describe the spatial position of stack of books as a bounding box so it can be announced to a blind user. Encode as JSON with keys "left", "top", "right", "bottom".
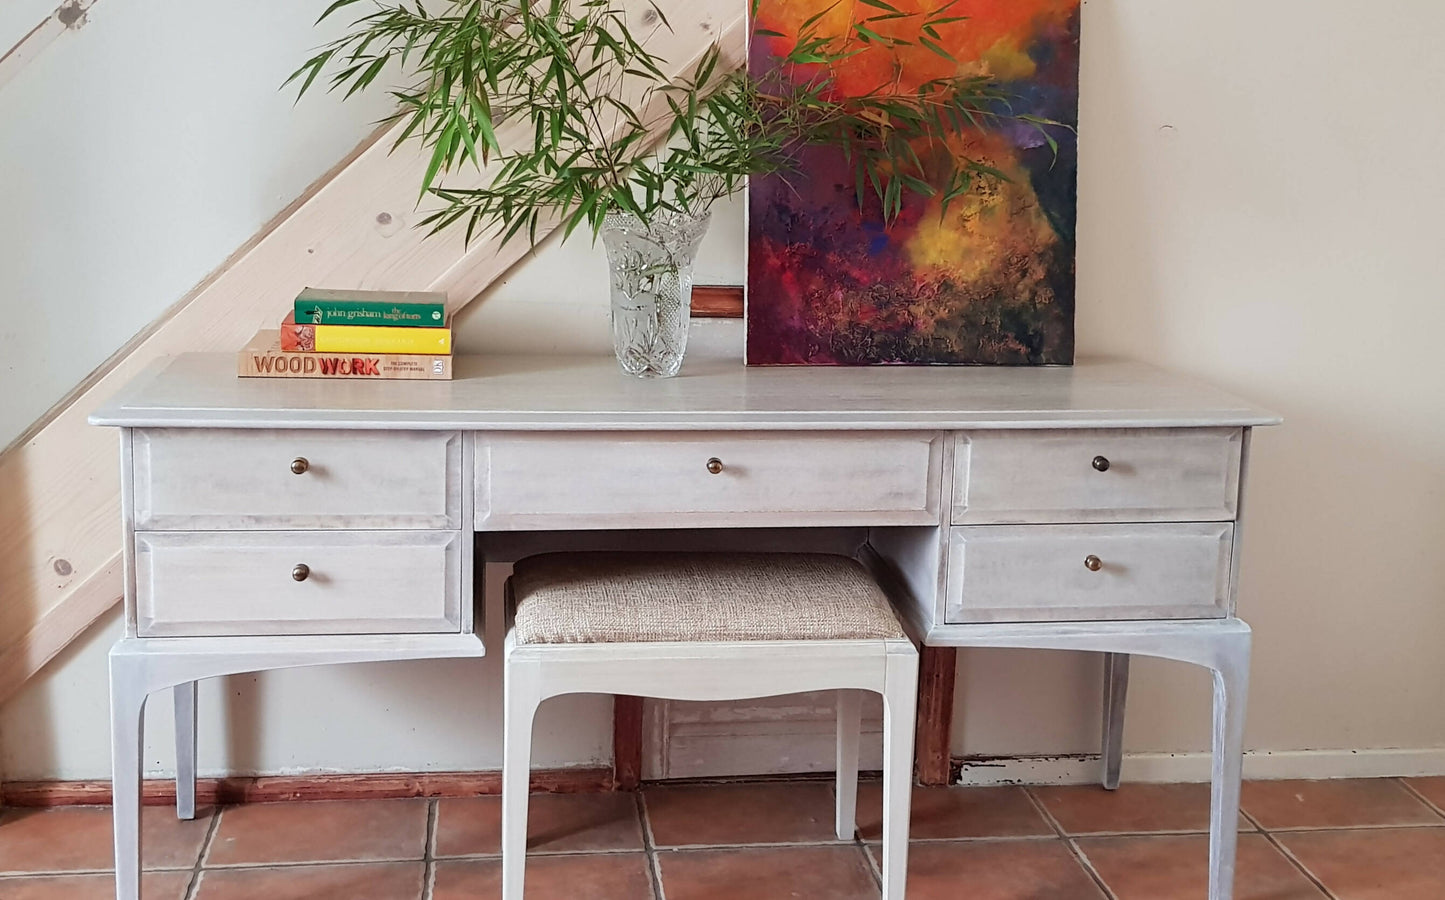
{"left": 238, "top": 288, "right": 454, "bottom": 380}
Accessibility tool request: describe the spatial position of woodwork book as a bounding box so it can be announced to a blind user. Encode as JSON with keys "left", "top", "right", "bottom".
{"left": 294, "top": 287, "right": 447, "bottom": 327}
{"left": 238, "top": 331, "right": 452, "bottom": 380}
{"left": 281, "top": 311, "right": 452, "bottom": 355}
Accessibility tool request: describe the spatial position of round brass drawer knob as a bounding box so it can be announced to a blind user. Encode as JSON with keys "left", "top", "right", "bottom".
{"left": 292, "top": 564, "right": 311, "bottom": 582}
{"left": 1084, "top": 555, "right": 1103, "bottom": 572}
{"left": 291, "top": 457, "right": 310, "bottom": 475}
{"left": 706, "top": 458, "right": 724, "bottom": 475}
{"left": 1092, "top": 456, "right": 1111, "bottom": 472}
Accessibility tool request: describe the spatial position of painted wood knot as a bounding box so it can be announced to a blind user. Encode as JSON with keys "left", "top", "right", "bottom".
{"left": 642, "top": 7, "right": 659, "bottom": 24}
{"left": 53, "top": 558, "right": 73, "bottom": 577}
{"left": 374, "top": 211, "right": 403, "bottom": 238}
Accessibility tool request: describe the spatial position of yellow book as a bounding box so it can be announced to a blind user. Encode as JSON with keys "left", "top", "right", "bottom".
{"left": 281, "top": 312, "right": 451, "bottom": 354}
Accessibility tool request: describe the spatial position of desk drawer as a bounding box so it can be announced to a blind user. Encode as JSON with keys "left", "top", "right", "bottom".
{"left": 954, "top": 428, "right": 1242, "bottom": 524}
{"left": 944, "top": 523, "right": 1233, "bottom": 623}
{"left": 476, "top": 432, "right": 943, "bottom": 529}
{"left": 135, "top": 531, "right": 462, "bottom": 636}
{"left": 133, "top": 428, "right": 461, "bottom": 530}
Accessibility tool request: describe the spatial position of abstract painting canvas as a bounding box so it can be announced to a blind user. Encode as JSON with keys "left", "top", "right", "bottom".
{"left": 747, "top": 1, "right": 1081, "bottom": 366}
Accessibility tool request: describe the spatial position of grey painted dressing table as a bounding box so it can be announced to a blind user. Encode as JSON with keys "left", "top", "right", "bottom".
{"left": 92, "top": 352, "right": 1279, "bottom": 900}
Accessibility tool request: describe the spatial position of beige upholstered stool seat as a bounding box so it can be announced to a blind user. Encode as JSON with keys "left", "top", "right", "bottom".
{"left": 510, "top": 552, "right": 907, "bottom": 645}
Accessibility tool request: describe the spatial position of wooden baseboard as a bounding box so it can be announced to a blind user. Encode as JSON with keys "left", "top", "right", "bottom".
{"left": 954, "top": 748, "right": 1445, "bottom": 786}
{"left": 1, "top": 767, "right": 614, "bottom": 808}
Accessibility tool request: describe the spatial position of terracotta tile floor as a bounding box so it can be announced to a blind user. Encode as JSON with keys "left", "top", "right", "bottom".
{"left": 0, "top": 776, "right": 1441, "bottom": 898}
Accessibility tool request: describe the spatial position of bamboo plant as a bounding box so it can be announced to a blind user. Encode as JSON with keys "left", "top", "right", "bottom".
{"left": 289, "top": 0, "right": 1053, "bottom": 247}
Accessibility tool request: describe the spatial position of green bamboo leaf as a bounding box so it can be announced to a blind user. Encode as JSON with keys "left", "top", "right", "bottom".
{"left": 918, "top": 35, "right": 953, "bottom": 61}
{"left": 284, "top": 53, "right": 329, "bottom": 99}
{"left": 317, "top": 0, "right": 366, "bottom": 25}
{"left": 800, "top": 3, "right": 840, "bottom": 34}
{"left": 853, "top": 24, "right": 886, "bottom": 44}
{"left": 421, "top": 138, "right": 449, "bottom": 200}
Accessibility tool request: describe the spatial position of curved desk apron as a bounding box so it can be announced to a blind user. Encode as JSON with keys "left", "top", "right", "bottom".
{"left": 92, "top": 353, "right": 1279, "bottom": 900}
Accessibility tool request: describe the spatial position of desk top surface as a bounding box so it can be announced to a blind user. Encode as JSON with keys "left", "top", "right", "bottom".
{"left": 91, "top": 353, "right": 1281, "bottom": 431}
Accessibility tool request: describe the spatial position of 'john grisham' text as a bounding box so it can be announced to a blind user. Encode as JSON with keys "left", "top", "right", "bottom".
{"left": 252, "top": 355, "right": 383, "bottom": 376}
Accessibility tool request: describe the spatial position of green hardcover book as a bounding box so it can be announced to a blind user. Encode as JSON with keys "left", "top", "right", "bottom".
{"left": 294, "top": 288, "right": 447, "bottom": 328}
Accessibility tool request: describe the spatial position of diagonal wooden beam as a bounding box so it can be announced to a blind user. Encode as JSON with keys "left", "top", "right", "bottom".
{"left": 0, "top": 0, "right": 745, "bottom": 705}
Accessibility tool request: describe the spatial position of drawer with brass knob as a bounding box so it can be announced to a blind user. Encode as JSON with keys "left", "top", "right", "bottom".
{"left": 475, "top": 431, "right": 945, "bottom": 530}
{"left": 132, "top": 428, "right": 462, "bottom": 530}
{"left": 943, "top": 523, "right": 1234, "bottom": 623}
{"left": 133, "top": 530, "right": 462, "bottom": 636}
{"left": 953, "top": 428, "right": 1243, "bottom": 525}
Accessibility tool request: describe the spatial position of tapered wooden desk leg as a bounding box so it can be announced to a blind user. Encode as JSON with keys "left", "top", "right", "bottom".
{"left": 110, "top": 652, "right": 147, "bottom": 900}
{"left": 834, "top": 690, "right": 863, "bottom": 840}
{"left": 914, "top": 647, "right": 957, "bottom": 787}
{"left": 613, "top": 695, "right": 645, "bottom": 791}
{"left": 1208, "top": 631, "right": 1251, "bottom": 900}
{"left": 174, "top": 682, "right": 198, "bottom": 819}
{"left": 1102, "top": 654, "right": 1130, "bottom": 790}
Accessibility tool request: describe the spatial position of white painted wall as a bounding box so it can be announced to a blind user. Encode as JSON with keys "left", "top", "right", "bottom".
{"left": 4, "top": 0, "right": 1445, "bottom": 781}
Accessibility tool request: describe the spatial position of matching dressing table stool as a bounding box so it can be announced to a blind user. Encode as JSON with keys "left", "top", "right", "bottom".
{"left": 501, "top": 552, "right": 920, "bottom": 900}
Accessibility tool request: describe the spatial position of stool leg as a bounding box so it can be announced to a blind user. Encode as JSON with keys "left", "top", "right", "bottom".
{"left": 174, "top": 681, "right": 198, "bottom": 820}
{"left": 110, "top": 653, "right": 149, "bottom": 900}
{"left": 880, "top": 652, "right": 919, "bottom": 900}
{"left": 835, "top": 690, "right": 862, "bottom": 840}
{"left": 1208, "top": 631, "right": 1251, "bottom": 900}
{"left": 1101, "top": 654, "right": 1130, "bottom": 791}
{"left": 503, "top": 664, "right": 542, "bottom": 900}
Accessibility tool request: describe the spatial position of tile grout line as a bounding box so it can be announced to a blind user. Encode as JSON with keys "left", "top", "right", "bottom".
{"left": 637, "top": 791, "right": 667, "bottom": 900}
{"left": 833, "top": 778, "right": 882, "bottom": 891}
{"left": 858, "top": 835, "right": 883, "bottom": 891}
{"left": 1020, "top": 787, "right": 1069, "bottom": 841}
{"left": 189, "top": 857, "right": 427, "bottom": 873}
{"left": 1259, "top": 829, "right": 1339, "bottom": 900}
{"left": 1022, "top": 786, "right": 1118, "bottom": 900}
{"left": 1398, "top": 777, "right": 1445, "bottom": 821}
{"left": 183, "top": 806, "right": 224, "bottom": 900}
{"left": 425, "top": 798, "right": 438, "bottom": 861}
{"left": 1266, "top": 822, "right": 1445, "bottom": 833}
{"left": 422, "top": 798, "right": 439, "bottom": 900}
{"left": 1065, "top": 836, "right": 1122, "bottom": 900}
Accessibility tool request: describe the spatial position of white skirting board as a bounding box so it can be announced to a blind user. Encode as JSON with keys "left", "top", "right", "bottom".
{"left": 957, "top": 748, "right": 1445, "bottom": 786}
